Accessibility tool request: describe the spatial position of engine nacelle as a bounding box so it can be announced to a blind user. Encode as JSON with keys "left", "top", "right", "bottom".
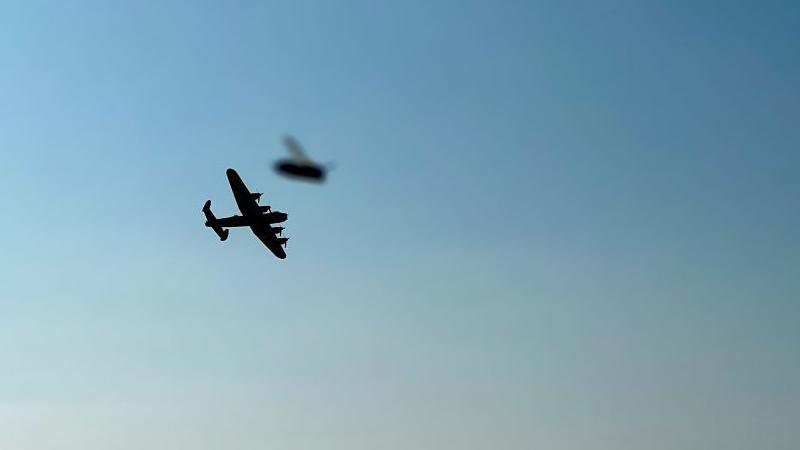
{"left": 251, "top": 192, "right": 263, "bottom": 202}
{"left": 272, "top": 226, "right": 285, "bottom": 235}
{"left": 264, "top": 211, "right": 287, "bottom": 224}
{"left": 258, "top": 205, "right": 272, "bottom": 213}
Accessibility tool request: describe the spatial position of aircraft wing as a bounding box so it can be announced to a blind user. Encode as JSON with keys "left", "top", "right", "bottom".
{"left": 252, "top": 225, "right": 287, "bottom": 259}
{"left": 283, "top": 135, "right": 311, "bottom": 163}
{"left": 227, "top": 168, "right": 259, "bottom": 213}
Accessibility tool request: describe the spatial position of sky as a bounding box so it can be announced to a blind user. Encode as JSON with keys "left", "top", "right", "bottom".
{"left": 0, "top": 1, "right": 798, "bottom": 449}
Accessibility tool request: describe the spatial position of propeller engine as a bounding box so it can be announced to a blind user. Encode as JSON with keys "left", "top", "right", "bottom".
{"left": 251, "top": 192, "right": 263, "bottom": 203}
{"left": 272, "top": 227, "right": 285, "bottom": 236}
{"left": 265, "top": 211, "right": 287, "bottom": 224}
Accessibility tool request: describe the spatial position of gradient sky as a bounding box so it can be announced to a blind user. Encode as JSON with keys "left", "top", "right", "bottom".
{"left": 1, "top": 1, "right": 798, "bottom": 449}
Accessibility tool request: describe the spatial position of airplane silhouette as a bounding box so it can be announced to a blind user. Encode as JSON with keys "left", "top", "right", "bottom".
{"left": 203, "top": 168, "right": 288, "bottom": 259}
{"left": 274, "top": 135, "right": 329, "bottom": 182}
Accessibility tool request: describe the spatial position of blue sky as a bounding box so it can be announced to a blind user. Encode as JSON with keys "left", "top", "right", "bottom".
{"left": 1, "top": 1, "right": 798, "bottom": 449}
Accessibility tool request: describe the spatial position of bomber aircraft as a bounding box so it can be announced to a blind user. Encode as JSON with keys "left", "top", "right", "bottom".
{"left": 274, "top": 135, "right": 330, "bottom": 182}
{"left": 203, "top": 168, "right": 288, "bottom": 259}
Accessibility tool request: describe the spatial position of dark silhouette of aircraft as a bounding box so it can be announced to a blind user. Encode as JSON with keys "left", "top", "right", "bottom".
{"left": 203, "top": 168, "right": 288, "bottom": 259}
{"left": 274, "top": 135, "right": 329, "bottom": 182}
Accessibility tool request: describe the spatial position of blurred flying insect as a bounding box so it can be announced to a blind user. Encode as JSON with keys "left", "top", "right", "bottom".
{"left": 274, "top": 135, "right": 333, "bottom": 183}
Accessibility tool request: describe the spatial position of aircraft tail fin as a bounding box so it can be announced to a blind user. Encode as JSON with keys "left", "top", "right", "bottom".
{"left": 202, "top": 200, "right": 229, "bottom": 241}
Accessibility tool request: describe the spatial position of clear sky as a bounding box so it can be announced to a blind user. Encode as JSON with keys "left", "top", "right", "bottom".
{"left": 1, "top": 1, "right": 798, "bottom": 449}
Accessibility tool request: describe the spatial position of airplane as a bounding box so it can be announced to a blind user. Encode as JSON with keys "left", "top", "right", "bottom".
{"left": 274, "top": 135, "right": 330, "bottom": 182}
{"left": 203, "top": 168, "right": 289, "bottom": 259}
